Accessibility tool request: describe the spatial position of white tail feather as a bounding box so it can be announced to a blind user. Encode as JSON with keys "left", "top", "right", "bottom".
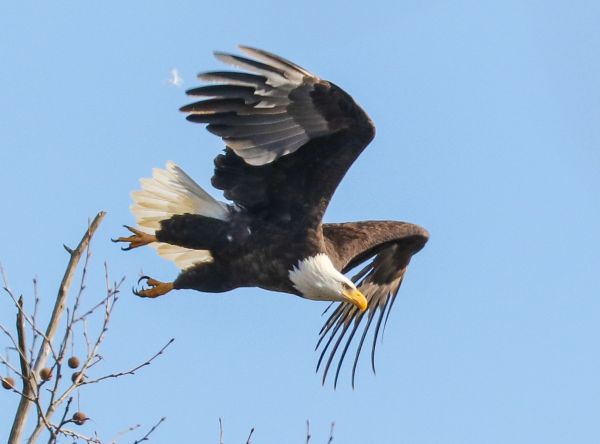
{"left": 131, "top": 161, "right": 229, "bottom": 269}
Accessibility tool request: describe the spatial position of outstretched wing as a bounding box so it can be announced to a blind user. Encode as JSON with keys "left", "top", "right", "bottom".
{"left": 318, "top": 221, "right": 429, "bottom": 387}
{"left": 181, "top": 46, "right": 375, "bottom": 223}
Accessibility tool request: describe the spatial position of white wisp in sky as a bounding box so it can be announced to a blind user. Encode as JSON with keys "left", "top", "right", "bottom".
{"left": 168, "top": 68, "right": 183, "bottom": 87}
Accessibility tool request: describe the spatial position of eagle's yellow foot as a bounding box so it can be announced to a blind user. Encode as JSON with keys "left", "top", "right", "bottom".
{"left": 134, "top": 276, "right": 174, "bottom": 298}
{"left": 112, "top": 225, "right": 156, "bottom": 251}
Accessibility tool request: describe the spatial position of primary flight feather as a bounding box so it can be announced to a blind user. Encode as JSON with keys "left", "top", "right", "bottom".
{"left": 115, "top": 46, "right": 429, "bottom": 387}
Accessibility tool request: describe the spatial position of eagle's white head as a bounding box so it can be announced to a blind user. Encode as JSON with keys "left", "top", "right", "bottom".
{"left": 288, "top": 254, "right": 368, "bottom": 312}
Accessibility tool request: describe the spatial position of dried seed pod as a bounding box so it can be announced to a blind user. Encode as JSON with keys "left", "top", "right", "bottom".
{"left": 72, "top": 411, "right": 87, "bottom": 425}
{"left": 2, "top": 377, "right": 15, "bottom": 390}
{"left": 39, "top": 368, "right": 53, "bottom": 381}
{"left": 67, "top": 356, "right": 80, "bottom": 369}
{"left": 71, "top": 371, "right": 84, "bottom": 384}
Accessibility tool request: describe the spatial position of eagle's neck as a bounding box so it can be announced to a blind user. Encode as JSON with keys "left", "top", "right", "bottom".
{"left": 288, "top": 254, "right": 350, "bottom": 302}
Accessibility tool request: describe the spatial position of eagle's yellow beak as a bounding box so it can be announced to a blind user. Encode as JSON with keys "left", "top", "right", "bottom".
{"left": 343, "top": 288, "right": 368, "bottom": 312}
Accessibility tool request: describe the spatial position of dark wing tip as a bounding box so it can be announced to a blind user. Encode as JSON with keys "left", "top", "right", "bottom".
{"left": 416, "top": 225, "right": 430, "bottom": 243}
{"left": 237, "top": 45, "right": 314, "bottom": 77}
{"left": 212, "top": 50, "right": 230, "bottom": 58}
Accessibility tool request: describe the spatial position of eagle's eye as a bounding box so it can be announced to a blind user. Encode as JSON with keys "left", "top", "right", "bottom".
{"left": 341, "top": 282, "right": 352, "bottom": 291}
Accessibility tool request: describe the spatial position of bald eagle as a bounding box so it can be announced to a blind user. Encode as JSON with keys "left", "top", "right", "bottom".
{"left": 115, "top": 46, "right": 429, "bottom": 386}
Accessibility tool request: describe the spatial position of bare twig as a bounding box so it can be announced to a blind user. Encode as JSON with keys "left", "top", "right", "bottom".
{"left": 84, "top": 338, "right": 174, "bottom": 385}
{"left": 30, "top": 278, "right": 40, "bottom": 366}
{"left": 8, "top": 296, "right": 37, "bottom": 444}
{"left": 71, "top": 244, "right": 92, "bottom": 319}
{"left": 132, "top": 417, "right": 166, "bottom": 444}
{"left": 0, "top": 354, "right": 25, "bottom": 380}
{"left": 2, "top": 277, "right": 60, "bottom": 364}
{"left": 74, "top": 291, "right": 118, "bottom": 324}
{"left": 219, "top": 418, "right": 224, "bottom": 444}
{"left": 16, "top": 297, "right": 30, "bottom": 380}
{"left": 0, "top": 263, "right": 9, "bottom": 289}
{"left": 245, "top": 428, "right": 255, "bottom": 444}
{"left": 306, "top": 420, "right": 311, "bottom": 444}
{"left": 50, "top": 426, "right": 101, "bottom": 444}
{"left": 83, "top": 317, "right": 92, "bottom": 356}
{"left": 49, "top": 397, "right": 75, "bottom": 444}
{"left": 0, "top": 324, "right": 21, "bottom": 360}
{"left": 327, "top": 422, "right": 335, "bottom": 444}
{"left": 109, "top": 424, "right": 142, "bottom": 444}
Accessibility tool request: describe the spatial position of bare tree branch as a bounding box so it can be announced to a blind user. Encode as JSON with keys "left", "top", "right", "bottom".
{"left": 132, "top": 417, "right": 166, "bottom": 444}
{"left": 84, "top": 338, "right": 174, "bottom": 385}
{"left": 109, "top": 423, "right": 142, "bottom": 444}
{"left": 30, "top": 275, "right": 120, "bottom": 441}
{"left": 34, "top": 212, "right": 106, "bottom": 371}
{"left": 16, "top": 297, "right": 29, "bottom": 379}
{"left": 50, "top": 426, "right": 101, "bottom": 444}
{"left": 0, "top": 324, "right": 21, "bottom": 361}
{"left": 2, "top": 211, "right": 176, "bottom": 444}
{"left": 244, "top": 428, "right": 255, "bottom": 444}
{"left": 3, "top": 270, "right": 60, "bottom": 364}
{"left": 48, "top": 397, "right": 74, "bottom": 444}
{"left": 30, "top": 278, "right": 40, "bottom": 366}
{"left": 10, "top": 212, "right": 105, "bottom": 444}
{"left": 8, "top": 296, "right": 37, "bottom": 444}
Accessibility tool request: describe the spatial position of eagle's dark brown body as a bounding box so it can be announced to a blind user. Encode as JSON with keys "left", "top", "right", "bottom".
{"left": 157, "top": 211, "right": 427, "bottom": 297}
{"left": 117, "top": 46, "right": 428, "bottom": 386}
{"left": 157, "top": 211, "right": 322, "bottom": 295}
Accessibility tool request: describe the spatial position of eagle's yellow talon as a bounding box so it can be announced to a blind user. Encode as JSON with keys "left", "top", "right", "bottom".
{"left": 112, "top": 226, "right": 156, "bottom": 251}
{"left": 134, "top": 276, "right": 174, "bottom": 298}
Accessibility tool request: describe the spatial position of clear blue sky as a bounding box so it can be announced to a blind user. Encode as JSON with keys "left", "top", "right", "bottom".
{"left": 1, "top": 1, "right": 599, "bottom": 442}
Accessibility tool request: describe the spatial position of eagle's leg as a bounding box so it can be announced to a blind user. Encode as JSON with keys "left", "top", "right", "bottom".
{"left": 112, "top": 226, "right": 156, "bottom": 251}
{"left": 134, "top": 276, "right": 174, "bottom": 298}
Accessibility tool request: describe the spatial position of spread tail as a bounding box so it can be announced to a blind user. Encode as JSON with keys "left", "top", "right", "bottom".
{"left": 131, "top": 161, "right": 229, "bottom": 269}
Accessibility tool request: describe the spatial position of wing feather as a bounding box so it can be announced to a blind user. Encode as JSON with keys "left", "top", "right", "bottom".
{"left": 207, "top": 119, "right": 297, "bottom": 137}
{"left": 213, "top": 52, "right": 289, "bottom": 82}
{"left": 318, "top": 221, "right": 429, "bottom": 386}
{"left": 238, "top": 46, "right": 314, "bottom": 78}
{"left": 198, "top": 71, "right": 269, "bottom": 89}
{"left": 186, "top": 85, "right": 258, "bottom": 102}
{"left": 225, "top": 129, "right": 306, "bottom": 150}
